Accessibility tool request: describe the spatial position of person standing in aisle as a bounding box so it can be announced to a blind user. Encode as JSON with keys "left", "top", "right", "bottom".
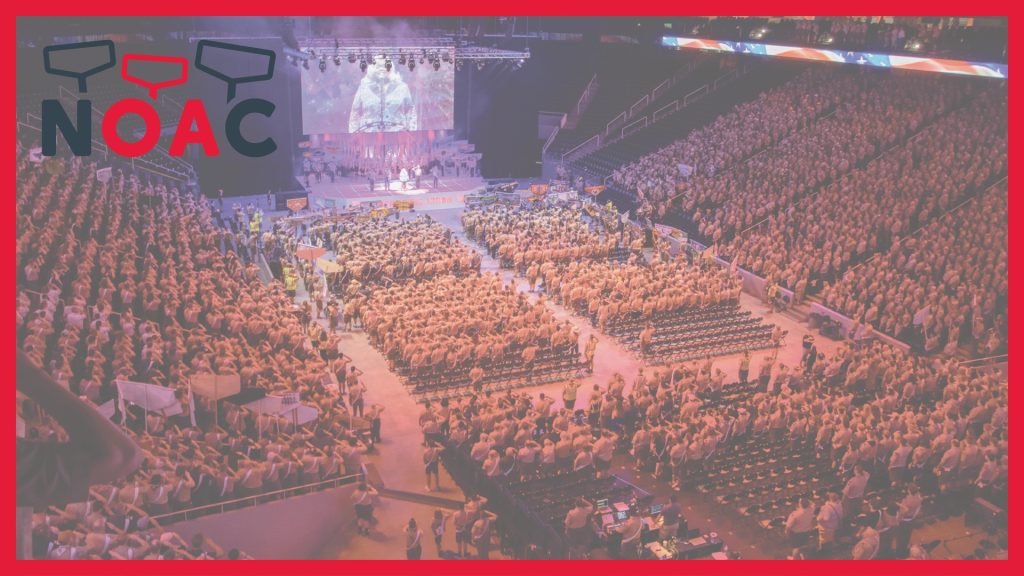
{"left": 404, "top": 518, "right": 423, "bottom": 559}
{"left": 431, "top": 509, "right": 452, "bottom": 557}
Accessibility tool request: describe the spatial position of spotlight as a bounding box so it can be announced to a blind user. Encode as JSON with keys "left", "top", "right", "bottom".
{"left": 433, "top": 59, "right": 440, "bottom": 71}
{"left": 408, "top": 58, "right": 416, "bottom": 72}
{"left": 398, "top": 53, "right": 406, "bottom": 66}
{"left": 348, "top": 53, "right": 357, "bottom": 64}
{"left": 441, "top": 51, "right": 450, "bottom": 63}
{"left": 477, "top": 60, "right": 485, "bottom": 71}
{"left": 384, "top": 58, "right": 392, "bottom": 72}
{"left": 359, "top": 59, "right": 368, "bottom": 73}
{"left": 455, "top": 59, "right": 463, "bottom": 71}
{"left": 333, "top": 55, "right": 342, "bottom": 66}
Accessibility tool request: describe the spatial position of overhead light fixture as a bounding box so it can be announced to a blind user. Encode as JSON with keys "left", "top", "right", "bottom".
{"left": 318, "top": 57, "right": 327, "bottom": 72}
{"left": 333, "top": 55, "right": 342, "bottom": 66}
{"left": 384, "top": 58, "right": 392, "bottom": 72}
{"left": 432, "top": 59, "right": 441, "bottom": 71}
{"left": 398, "top": 53, "right": 406, "bottom": 66}
{"left": 441, "top": 51, "right": 450, "bottom": 63}
{"left": 348, "top": 53, "right": 357, "bottom": 64}
{"left": 359, "top": 58, "right": 367, "bottom": 73}
{"left": 408, "top": 58, "right": 415, "bottom": 72}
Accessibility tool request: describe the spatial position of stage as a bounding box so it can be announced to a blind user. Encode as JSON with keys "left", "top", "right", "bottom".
{"left": 305, "top": 175, "right": 486, "bottom": 211}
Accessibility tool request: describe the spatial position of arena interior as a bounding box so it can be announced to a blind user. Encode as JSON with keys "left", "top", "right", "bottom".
{"left": 16, "top": 16, "right": 1007, "bottom": 561}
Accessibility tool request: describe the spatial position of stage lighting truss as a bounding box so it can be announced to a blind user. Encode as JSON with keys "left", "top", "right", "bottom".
{"left": 298, "top": 38, "right": 529, "bottom": 72}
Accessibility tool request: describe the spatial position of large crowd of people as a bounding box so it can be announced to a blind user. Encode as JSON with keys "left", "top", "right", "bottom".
{"left": 462, "top": 205, "right": 641, "bottom": 270}
{"left": 611, "top": 67, "right": 853, "bottom": 220}
{"left": 16, "top": 46, "right": 1009, "bottom": 562}
{"left": 425, "top": 336, "right": 1008, "bottom": 559}
{"left": 548, "top": 256, "right": 743, "bottom": 331}
{"left": 680, "top": 73, "right": 976, "bottom": 244}
{"left": 314, "top": 216, "right": 481, "bottom": 287}
{"left": 363, "top": 272, "right": 578, "bottom": 378}
{"left": 608, "top": 64, "right": 1006, "bottom": 353}
{"left": 16, "top": 153, "right": 375, "bottom": 559}
{"left": 724, "top": 90, "right": 1006, "bottom": 311}
{"left": 820, "top": 182, "right": 1007, "bottom": 356}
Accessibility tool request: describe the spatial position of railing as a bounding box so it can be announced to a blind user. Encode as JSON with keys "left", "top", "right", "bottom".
{"left": 561, "top": 133, "right": 601, "bottom": 163}
{"left": 564, "top": 73, "right": 599, "bottom": 129}
{"left": 958, "top": 354, "right": 1008, "bottom": 373}
{"left": 570, "top": 65, "right": 744, "bottom": 165}
{"left": 683, "top": 85, "right": 709, "bottom": 107}
{"left": 603, "top": 60, "right": 698, "bottom": 140}
{"left": 606, "top": 110, "right": 627, "bottom": 137}
{"left": 621, "top": 116, "right": 648, "bottom": 139}
{"left": 542, "top": 124, "right": 561, "bottom": 157}
{"left": 629, "top": 94, "right": 650, "bottom": 119}
{"left": 652, "top": 100, "right": 679, "bottom": 123}
{"left": 713, "top": 69, "right": 738, "bottom": 91}
{"left": 651, "top": 78, "right": 671, "bottom": 103}
{"left": 150, "top": 473, "right": 363, "bottom": 525}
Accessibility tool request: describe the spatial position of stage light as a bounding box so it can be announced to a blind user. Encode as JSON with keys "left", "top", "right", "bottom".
{"left": 408, "top": 58, "right": 416, "bottom": 72}
{"left": 359, "top": 59, "right": 368, "bottom": 73}
{"left": 398, "top": 53, "right": 406, "bottom": 66}
{"left": 318, "top": 57, "right": 327, "bottom": 72}
{"left": 441, "top": 51, "right": 450, "bottom": 63}
{"left": 348, "top": 53, "right": 357, "bottom": 64}
{"left": 384, "top": 58, "right": 392, "bottom": 72}
{"left": 432, "top": 59, "right": 441, "bottom": 71}
{"left": 455, "top": 59, "right": 463, "bottom": 71}
{"left": 477, "top": 60, "right": 485, "bottom": 70}
{"left": 333, "top": 55, "right": 342, "bottom": 66}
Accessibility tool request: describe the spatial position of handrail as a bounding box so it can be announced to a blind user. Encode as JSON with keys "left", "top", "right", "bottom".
{"left": 150, "top": 473, "right": 363, "bottom": 525}
{"left": 621, "top": 116, "right": 648, "bottom": 139}
{"left": 629, "top": 94, "right": 650, "bottom": 119}
{"left": 606, "top": 110, "right": 627, "bottom": 137}
{"left": 542, "top": 124, "right": 561, "bottom": 157}
{"left": 565, "top": 73, "right": 599, "bottom": 128}
{"left": 561, "top": 133, "right": 600, "bottom": 163}
{"left": 958, "top": 352, "right": 1007, "bottom": 364}
{"left": 683, "top": 85, "right": 709, "bottom": 107}
{"left": 713, "top": 70, "right": 738, "bottom": 91}
{"left": 652, "top": 100, "right": 679, "bottom": 123}
{"left": 651, "top": 78, "right": 670, "bottom": 103}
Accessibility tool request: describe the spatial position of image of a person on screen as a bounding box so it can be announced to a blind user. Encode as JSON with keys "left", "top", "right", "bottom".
{"left": 348, "top": 56, "right": 418, "bottom": 133}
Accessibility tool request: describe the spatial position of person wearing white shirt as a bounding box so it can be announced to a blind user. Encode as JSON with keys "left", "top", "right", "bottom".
{"left": 785, "top": 497, "right": 817, "bottom": 547}
{"left": 817, "top": 492, "right": 843, "bottom": 551}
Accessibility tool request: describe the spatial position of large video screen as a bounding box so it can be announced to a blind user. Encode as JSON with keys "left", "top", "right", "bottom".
{"left": 300, "top": 55, "right": 454, "bottom": 134}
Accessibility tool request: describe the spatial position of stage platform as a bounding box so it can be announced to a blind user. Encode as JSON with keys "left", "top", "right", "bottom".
{"left": 306, "top": 176, "right": 485, "bottom": 211}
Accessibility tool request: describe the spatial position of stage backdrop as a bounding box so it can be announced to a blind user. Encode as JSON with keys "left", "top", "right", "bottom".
{"left": 301, "top": 55, "right": 454, "bottom": 134}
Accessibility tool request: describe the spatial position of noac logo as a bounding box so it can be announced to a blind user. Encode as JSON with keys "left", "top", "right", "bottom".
{"left": 41, "top": 39, "right": 278, "bottom": 158}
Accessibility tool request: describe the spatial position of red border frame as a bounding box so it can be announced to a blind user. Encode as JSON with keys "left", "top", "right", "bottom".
{"left": 9, "top": 4, "right": 1017, "bottom": 575}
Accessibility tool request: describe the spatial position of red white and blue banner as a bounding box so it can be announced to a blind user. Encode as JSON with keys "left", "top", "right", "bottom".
{"left": 662, "top": 36, "right": 1007, "bottom": 79}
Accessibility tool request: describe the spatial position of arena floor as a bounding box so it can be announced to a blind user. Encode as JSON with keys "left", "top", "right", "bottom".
{"left": 291, "top": 207, "right": 848, "bottom": 560}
